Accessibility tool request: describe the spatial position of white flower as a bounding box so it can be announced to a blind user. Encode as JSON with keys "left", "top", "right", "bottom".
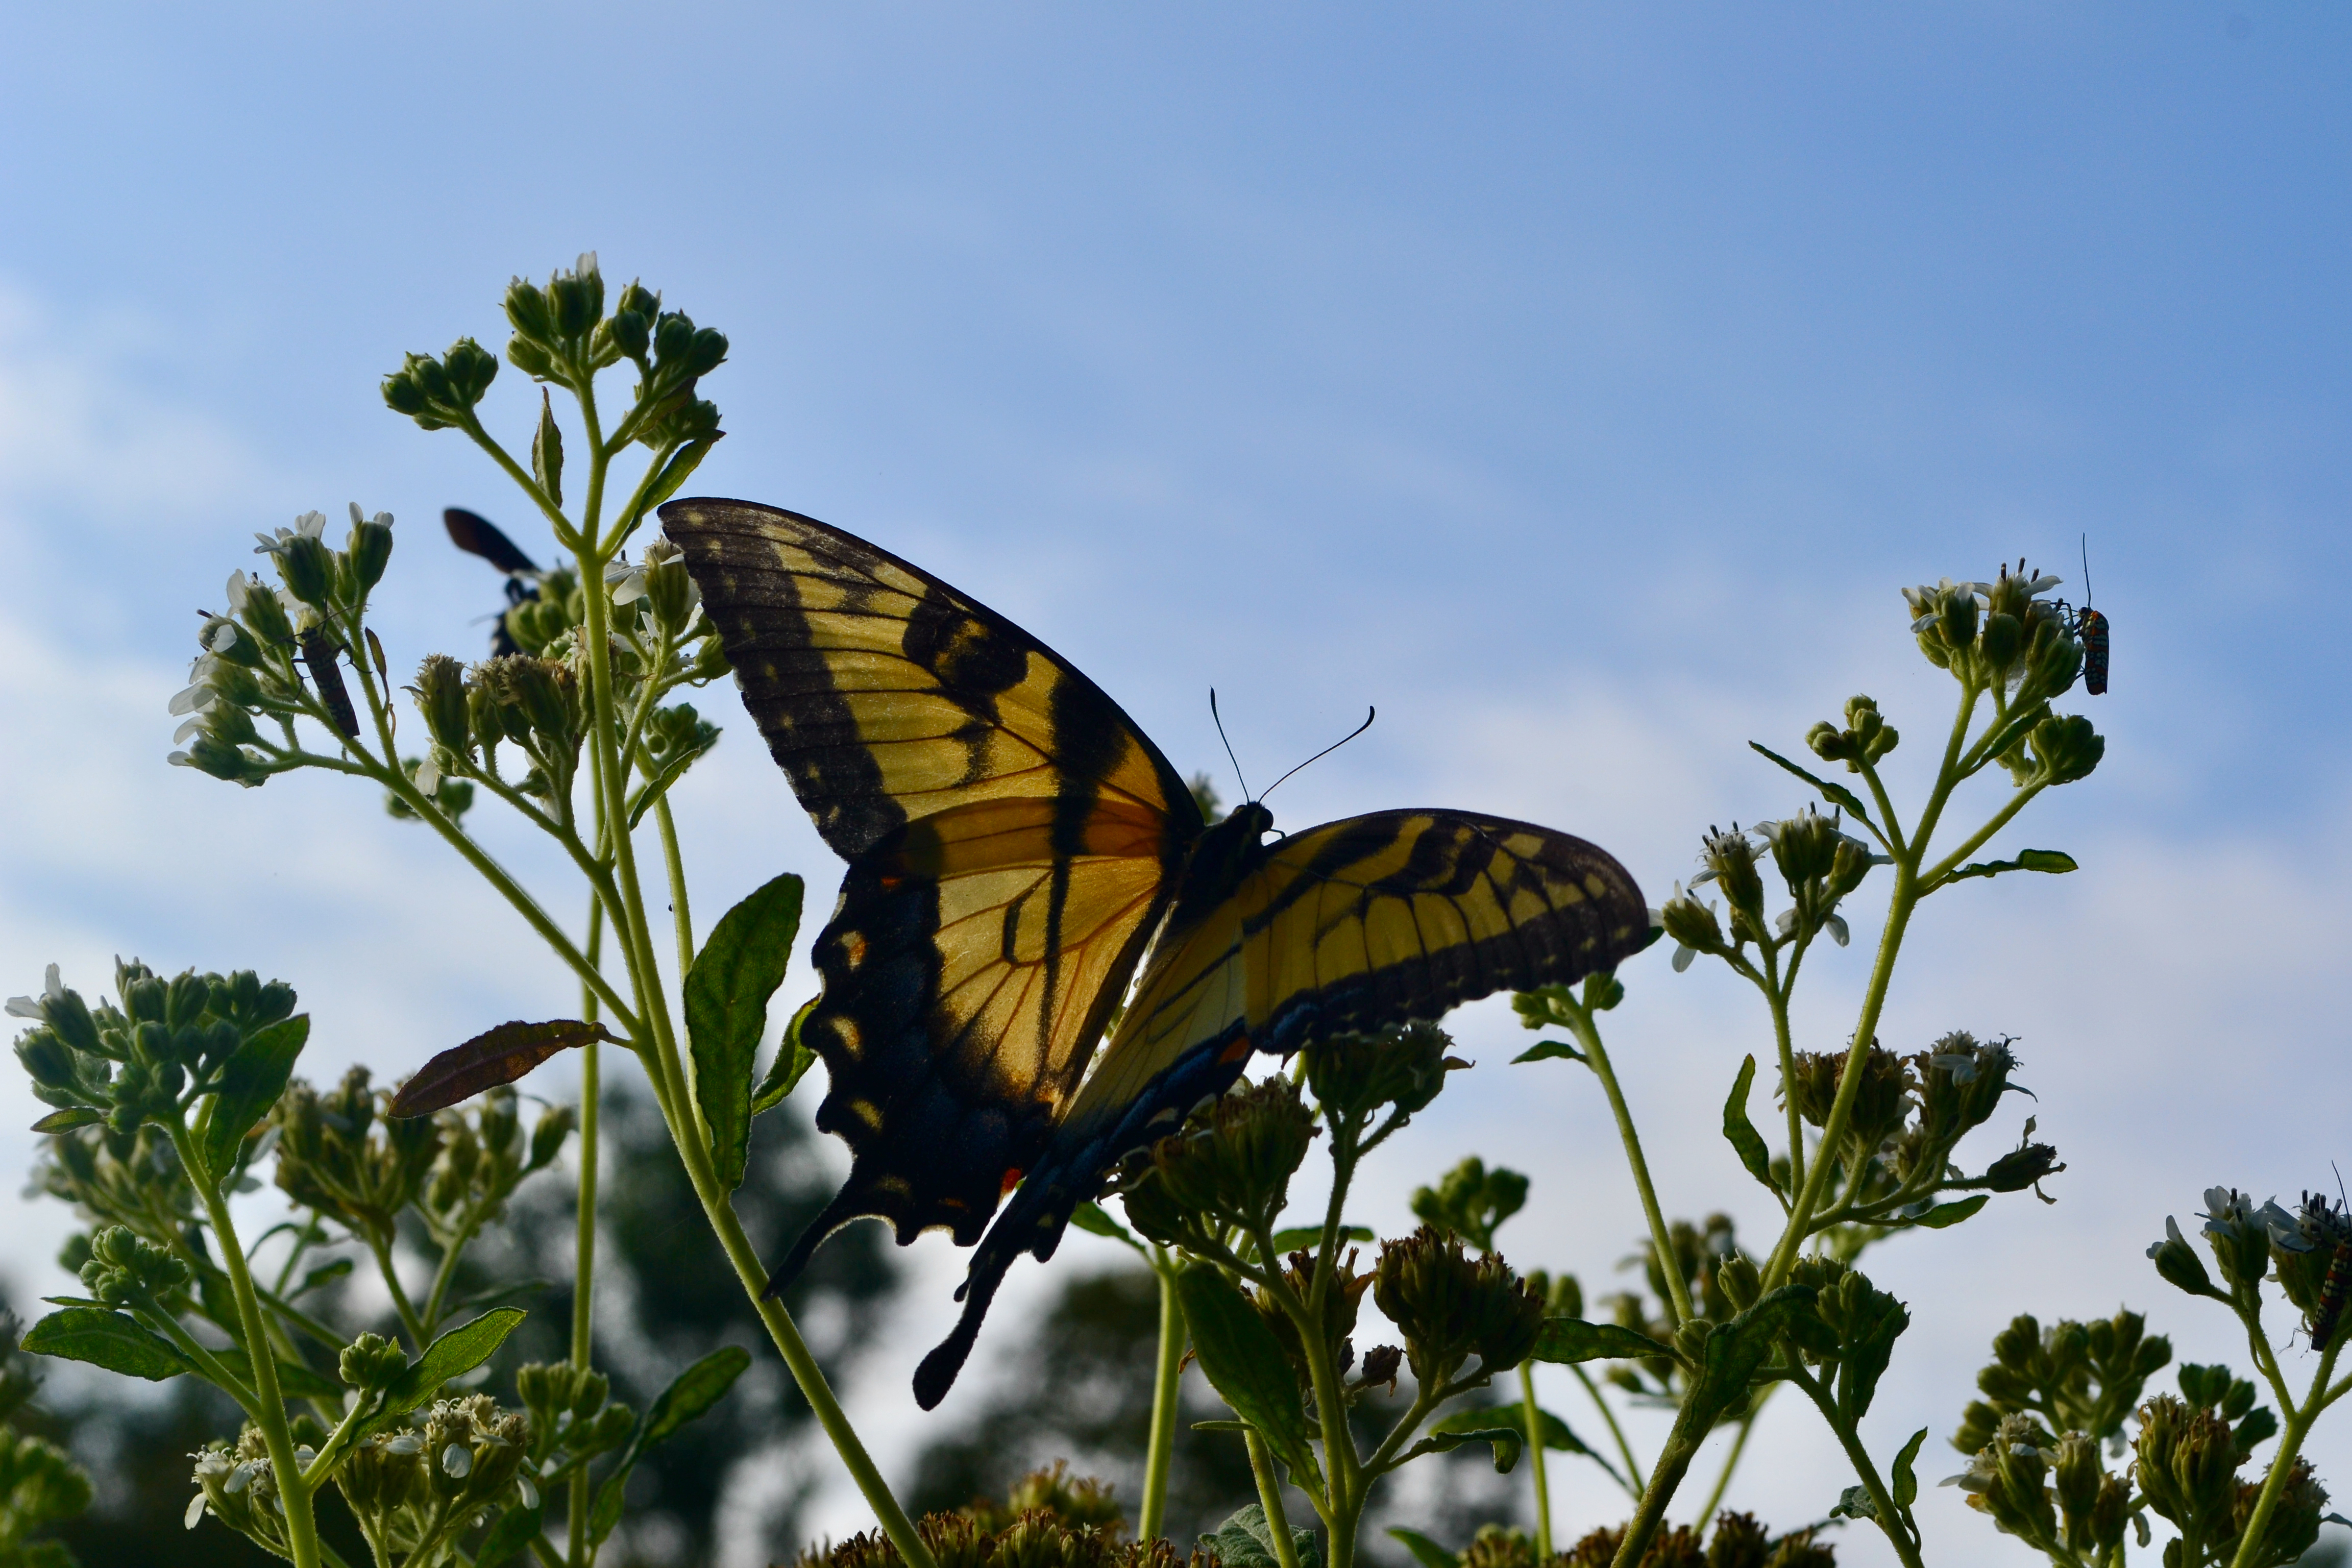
{"left": 6, "top": 964, "right": 62, "bottom": 1020}
{"left": 167, "top": 682, "right": 218, "bottom": 718}
{"left": 167, "top": 750, "right": 195, "bottom": 768}
{"left": 293, "top": 1444, "right": 316, "bottom": 1468}
{"left": 205, "top": 621, "right": 240, "bottom": 654}
{"left": 578, "top": 250, "right": 598, "bottom": 275}
{"left": 605, "top": 555, "right": 648, "bottom": 605}
{"left": 184, "top": 1492, "right": 207, "bottom": 1529}
{"left": 382, "top": 1432, "right": 424, "bottom": 1455}
{"left": 415, "top": 752, "right": 443, "bottom": 795}
{"left": 518, "top": 1472, "right": 539, "bottom": 1509}
{"left": 442, "top": 1442, "right": 473, "bottom": 1478}
{"left": 2147, "top": 1215, "right": 2189, "bottom": 1262}
{"left": 348, "top": 502, "right": 392, "bottom": 530}
{"left": 225, "top": 570, "right": 253, "bottom": 613}
{"left": 1825, "top": 913, "right": 1849, "bottom": 947}
{"left": 225, "top": 1458, "right": 265, "bottom": 1494}
{"left": 254, "top": 510, "right": 329, "bottom": 557}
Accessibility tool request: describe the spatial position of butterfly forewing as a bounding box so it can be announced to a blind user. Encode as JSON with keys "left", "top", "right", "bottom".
{"left": 660, "top": 499, "right": 1199, "bottom": 1284}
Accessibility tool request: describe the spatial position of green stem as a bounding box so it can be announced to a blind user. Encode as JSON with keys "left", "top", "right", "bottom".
{"left": 571, "top": 895, "right": 603, "bottom": 1568}
{"left": 1918, "top": 781, "right": 2046, "bottom": 891}
{"left": 1787, "top": 1366, "right": 1921, "bottom": 1568}
{"left": 419, "top": 1213, "right": 487, "bottom": 1336}
{"left": 1518, "top": 1361, "right": 1552, "bottom": 1556}
{"left": 172, "top": 1123, "right": 323, "bottom": 1568}
{"left": 1693, "top": 1410, "right": 1754, "bottom": 1531}
{"left": 1559, "top": 1005, "right": 1695, "bottom": 1327}
{"left": 1244, "top": 1429, "right": 1306, "bottom": 1568}
{"left": 1139, "top": 1252, "right": 1186, "bottom": 1543}
{"left": 1758, "top": 945, "right": 1803, "bottom": 1197}
{"left": 1763, "top": 870, "right": 1916, "bottom": 1290}
{"left": 2227, "top": 1334, "right": 2345, "bottom": 1568}
{"left": 1569, "top": 1364, "right": 1643, "bottom": 1494}
{"left": 365, "top": 1232, "right": 430, "bottom": 1351}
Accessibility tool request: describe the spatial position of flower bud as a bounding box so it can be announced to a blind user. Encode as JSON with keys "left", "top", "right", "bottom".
{"left": 1780, "top": 1043, "right": 1909, "bottom": 1157}
{"left": 275, "top": 532, "right": 335, "bottom": 607}
{"left": 1804, "top": 720, "right": 1854, "bottom": 766}
{"left": 80, "top": 1224, "right": 190, "bottom": 1304}
{"left": 1303, "top": 1019, "right": 1462, "bottom": 1122}
{"left": 346, "top": 505, "right": 394, "bottom": 591}
{"left": 2050, "top": 1430, "right": 2103, "bottom": 1545}
{"left": 2237, "top": 1459, "right": 2328, "bottom": 1568}
{"left": 1978, "top": 611, "right": 2023, "bottom": 682}
{"left": 408, "top": 654, "right": 472, "bottom": 754}
{"left": 1658, "top": 885, "right": 1726, "bottom": 969}
{"left": 643, "top": 539, "right": 700, "bottom": 631}
{"left": 1984, "top": 1130, "right": 2064, "bottom": 1194}
{"left": 529, "top": 1104, "right": 574, "bottom": 1172}
{"left": 2199, "top": 1188, "right": 2274, "bottom": 1293}
{"left": 532, "top": 391, "right": 565, "bottom": 507}
{"left": 1122, "top": 1079, "right": 1316, "bottom": 1242}
{"left": 1698, "top": 825, "right": 1768, "bottom": 942}
{"left": 2026, "top": 714, "right": 2103, "bottom": 787}
{"left": 335, "top": 1428, "right": 427, "bottom": 1518}
{"left": 2148, "top": 1217, "right": 2216, "bottom": 1297}
{"left": 1716, "top": 1253, "right": 1760, "bottom": 1313}
{"left": 1373, "top": 1227, "right": 1484, "bottom": 1386}
{"left": 339, "top": 1331, "right": 408, "bottom": 1393}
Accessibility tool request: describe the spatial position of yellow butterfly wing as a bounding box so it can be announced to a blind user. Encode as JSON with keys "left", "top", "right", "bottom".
{"left": 913, "top": 804, "right": 1651, "bottom": 1407}
{"left": 659, "top": 499, "right": 1203, "bottom": 1286}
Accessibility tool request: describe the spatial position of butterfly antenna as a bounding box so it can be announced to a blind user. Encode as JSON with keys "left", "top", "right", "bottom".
{"left": 1262, "top": 707, "right": 1376, "bottom": 800}
{"left": 1210, "top": 690, "right": 1252, "bottom": 803}
{"left": 2080, "top": 533, "right": 2094, "bottom": 609}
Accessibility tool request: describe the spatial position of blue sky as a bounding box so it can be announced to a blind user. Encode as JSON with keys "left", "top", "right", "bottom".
{"left": 1, "top": 6, "right": 2346, "bottom": 1562}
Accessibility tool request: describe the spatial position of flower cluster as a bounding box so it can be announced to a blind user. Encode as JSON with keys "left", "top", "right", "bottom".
{"left": 328, "top": 1395, "right": 533, "bottom": 1561}
{"left": 168, "top": 505, "right": 399, "bottom": 784}
{"left": 1657, "top": 810, "right": 1879, "bottom": 972}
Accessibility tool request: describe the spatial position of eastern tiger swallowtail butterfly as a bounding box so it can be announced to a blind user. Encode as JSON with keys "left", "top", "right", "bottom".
{"left": 657, "top": 498, "right": 1652, "bottom": 1407}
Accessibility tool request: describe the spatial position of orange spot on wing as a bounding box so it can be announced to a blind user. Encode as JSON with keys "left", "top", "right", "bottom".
{"left": 1000, "top": 1166, "right": 1026, "bottom": 1196}
{"left": 1218, "top": 1035, "right": 1254, "bottom": 1064}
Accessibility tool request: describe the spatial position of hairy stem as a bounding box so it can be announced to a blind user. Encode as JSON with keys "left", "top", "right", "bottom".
{"left": 1518, "top": 1361, "right": 1553, "bottom": 1556}
{"left": 1140, "top": 1252, "right": 1186, "bottom": 1543}
{"left": 1559, "top": 1003, "right": 1695, "bottom": 1327}
{"left": 1245, "top": 1429, "right": 1305, "bottom": 1568}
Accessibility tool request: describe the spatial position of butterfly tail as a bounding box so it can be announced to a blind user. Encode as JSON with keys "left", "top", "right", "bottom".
{"left": 761, "top": 1185, "right": 872, "bottom": 1302}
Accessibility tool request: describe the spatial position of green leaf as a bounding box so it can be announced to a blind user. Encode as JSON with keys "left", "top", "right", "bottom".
{"left": 1203, "top": 1504, "right": 1320, "bottom": 1568}
{"left": 1907, "top": 1195, "right": 1990, "bottom": 1230}
{"left": 684, "top": 873, "right": 805, "bottom": 1190}
{"left": 1892, "top": 1426, "right": 1928, "bottom": 1510}
{"left": 29, "top": 1108, "right": 103, "bottom": 1134}
{"left": 291, "top": 1257, "right": 355, "bottom": 1298}
{"left": 1259, "top": 1225, "right": 1376, "bottom": 1261}
{"left": 1948, "top": 849, "right": 2079, "bottom": 884}
{"left": 1531, "top": 1317, "right": 1674, "bottom": 1365}
{"left": 199, "top": 1014, "right": 309, "bottom": 1181}
{"left": 1510, "top": 1040, "right": 1584, "bottom": 1065}
{"left": 641, "top": 437, "right": 717, "bottom": 516}
{"left": 380, "top": 1308, "right": 527, "bottom": 1419}
{"left": 1070, "top": 1202, "right": 1147, "bottom": 1255}
{"left": 475, "top": 1502, "right": 545, "bottom": 1568}
{"left": 1433, "top": 1402, "right": 1592, "bottom": 1456}
{"left": 22, "top": 1308, "right": 189, "bottom": 1381}
{"left": 1386, "top": 1528, "right": 1457, "bottom": 1568}
{"left": 1828, "top": 1484, "right": 1878, "bottom": 1521}
{"left": 593, "top": 1346, "right": 753, "bottom": 1545}
{"left": 1830, "top": 1283, "right": 1910, "bottom": 1426}
{"left": 388, "top": 1019, "right": 612, "bottom": 1117}
{"left": 1688, "top": 1287, "right": 1817, "bottom": 1428}
{"left": 1416, "top": 1414, "right": 1524, "bottom": 1473}
{"left": 1722, "top": 1056, "right": 1777, "bottom": 1197}
{"left": 1748, "top": 742, "right": 1878, "bottom": 832}
{"left": 212, "top": 1346, "right": 342, "bottom": 1401}
{"left": 749, "top": 996, "right": 819, "bottom": 1118}
{"left": 1174, "top": 1265, "right": 1315, "bottom": 1476}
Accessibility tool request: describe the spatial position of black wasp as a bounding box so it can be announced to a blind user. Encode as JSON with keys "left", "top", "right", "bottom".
{"left": 445, "top": 508, "right": 541, "bottom": 655}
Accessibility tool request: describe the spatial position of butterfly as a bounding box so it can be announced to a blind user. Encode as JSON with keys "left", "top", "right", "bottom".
{"left": 657, "top": 498, "right": 1653, "bottom": 1407}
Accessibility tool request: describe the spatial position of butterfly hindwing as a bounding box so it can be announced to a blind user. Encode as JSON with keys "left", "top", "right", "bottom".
{"left": 912, "top": 805, "right": 1651, "bottom": 1407}
{"left": 660, "top": 500, "right": 1202, "bottom": 1283}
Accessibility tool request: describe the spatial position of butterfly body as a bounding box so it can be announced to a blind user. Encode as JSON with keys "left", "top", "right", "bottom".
{"left": 659, "top": 498, "right": 1651, "bottom": 1404}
